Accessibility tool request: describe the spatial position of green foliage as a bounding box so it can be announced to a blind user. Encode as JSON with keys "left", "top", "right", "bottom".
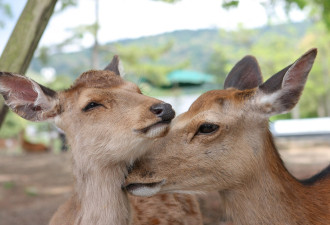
{"left": 287, "top": 0, "right": 330, "bottom": 29}
{"left": 205, "top": 45, "right": 229, "bottom": 87}
{"left": 0, "top": 111, "right": 26, "bottom": 138}
{"left": 0, "top": 0, "right": 13, "bottom": 28}
{"left": 285, "top": 0, "right": 307, "bottom": 9}
{"left": 317, "top": 0, "right": 330, "bottom": 29}
{"left": 56, "top": 0, "right": 78, "bottom": 12}
{"left": 28, "top": 20, "right": 329, "bottom": 119}
{"left": 25, "top": 186, "right": 38, "bottom": 196}
{"left": 222, "top": 0, "right": 239, "bottom": 9}
{"left": 3, "top": 181, "right": 15, "bottom": 189}
{"left": 30, "top": 23, "right": 309, "bottom": 78}
{"left": 113, "top": 41, "right": 188, "bottom": 86}
{"left": 205, "top": 23, "right": 301, "bottom": 85}
{"left": 227, "top": 0, "right": 330, "bottom": 30}
{"left": 150, "top": 0, "right": 330, "bottom": 28}
{"left": 68, "top": 23, "right": 100, "bottom": 41}
{"left": 115, "top": 41, "right": 174, "bottom": 63}
{"left": 205, "top": 21, "right": 329, "bottom": 119}
{"left": 48, "top": 75, "right": 73, "bottom": 91}
{"left": 38, "top": 46, "right": 50, "bottom": 66}
{"left": 298, "top": 22, "right": 330, "bottom": 117}
{"left": 41, "top": 23, "right": 100, "bottom": 56}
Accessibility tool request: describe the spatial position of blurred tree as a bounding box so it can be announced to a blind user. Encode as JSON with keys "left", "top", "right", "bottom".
{"left": 222, "top": 0, "right": 330, "bottom": 29}
{"left": 36, "top": 0, "right": 98, "bottom": 68}
{"left": 299, "top": 22, "right": 330, "bottom": 117}
{"left": 249, "top": 28, "right": 301, "bottom": 119}
{"left": 0, "top": 0, "right": 58, "bottom": 128}
{"left": 61, "top": 0, "right": 100, "bottom": 68}
{"left": 206, "top": 23, "right": 325, "bottom": 119}
{"left": 114, "top": 42, "right": 189, "bottom": 86}
{"left": 92, "top": 0, "right": 100, "bottom": 69}
{"left": 210, "top": 0, "right": 330, "bottom": 118}
{"left": 40, "top": 0, "right": 179, "bottom": 69}
{"left": 205, "top": 46, "right": 229, "bottom": 87}
{"left": 38, "top": 0, "right": 189, "bottom": 87}
{"left": 48, "top": 75, "right": 73, "bottom": 91}
{"left": 57, "top": 0, "right": 78, "bottom": 11}
{"left": 250, "top": 32, "right": 296, "bottom": 78}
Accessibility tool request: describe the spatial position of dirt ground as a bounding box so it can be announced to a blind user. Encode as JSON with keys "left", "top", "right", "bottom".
{"left": 0, "top": 137, "right": 329, "bottom": 225}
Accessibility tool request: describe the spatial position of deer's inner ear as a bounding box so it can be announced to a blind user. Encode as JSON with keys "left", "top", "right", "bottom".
{"left": 255, "top": 48, "right": 317, "bottom": 117}
{"left": 0, "top": 72, "right": 59, "bottom": 121}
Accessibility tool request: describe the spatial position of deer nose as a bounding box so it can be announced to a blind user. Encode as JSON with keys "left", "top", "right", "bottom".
{"left": 150, "top": 103, "right": 175, "bottom": 122}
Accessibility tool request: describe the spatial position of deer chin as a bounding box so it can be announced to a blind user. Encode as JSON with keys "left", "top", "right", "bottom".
{"left": 125, "top": 180, "right": 165, "bottom": 197}
{"left": 135, "top": 121, "right": 170, "bottom": 138}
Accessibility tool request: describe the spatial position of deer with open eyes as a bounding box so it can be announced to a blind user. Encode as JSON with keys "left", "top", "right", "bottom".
{"left": 0, "top": 56, "right": 203, "bottom": 225}
{"left": 125, "top": 48, "right": 330, "bottom": 225}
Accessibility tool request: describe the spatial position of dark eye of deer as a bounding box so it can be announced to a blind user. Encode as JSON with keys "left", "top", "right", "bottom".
{"left": 197, "top": 123, "right": 219, "bottom": 135}
{"left": 83, "top": 102, "right": 102, "bottom": 112}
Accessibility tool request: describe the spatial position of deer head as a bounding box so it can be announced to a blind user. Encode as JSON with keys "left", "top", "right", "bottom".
{"left": 0, "top": 56, "right": 175, "bottom": 166}
{"left": 125, "top": 49, "right": 317, "bottom": 196}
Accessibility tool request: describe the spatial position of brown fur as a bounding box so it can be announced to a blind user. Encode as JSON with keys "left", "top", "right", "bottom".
{"left": 126, "top": 49, "right": 330, "bottom": 225}
{"left": 21, "top": 139, "right": 48, "bottom": 152}
{"left": 0, "top": 59, "right": 202, "bottom": 225}
{"left": 130, "top": 194, "right": 201, "bottom": 225}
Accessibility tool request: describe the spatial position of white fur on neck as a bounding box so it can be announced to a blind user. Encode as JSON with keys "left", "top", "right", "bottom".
{"left": 73, "top": 155, "right": 130, "bottom": 225}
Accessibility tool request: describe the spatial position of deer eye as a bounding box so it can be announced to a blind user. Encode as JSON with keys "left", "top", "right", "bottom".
{"left": 83, "top": 102, "right": 103, "bottom": 112}
{"left": 197, "top": 123, "right": 219, "bottom": 135}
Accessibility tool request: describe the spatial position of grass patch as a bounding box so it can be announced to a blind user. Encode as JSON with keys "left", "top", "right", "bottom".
{"left": 25, "top": 187, "right": 38, "bottom": 196}
{"left": 3, "top": 181, "right": 15, "bottom": 189}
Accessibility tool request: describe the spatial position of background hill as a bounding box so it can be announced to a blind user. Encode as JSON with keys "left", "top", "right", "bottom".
{"left": 24, "top": 20, "right": 330, "bottom": 120}
{"left": 29, "top": 21, "right": 311, "bottom": 80}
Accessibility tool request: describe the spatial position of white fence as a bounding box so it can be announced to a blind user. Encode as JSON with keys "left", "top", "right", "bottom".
{"left": 271, "top": 117, "right": 330, "bottom": 137}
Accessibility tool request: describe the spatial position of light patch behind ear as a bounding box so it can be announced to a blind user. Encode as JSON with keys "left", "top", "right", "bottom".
{"left": 104, "top": 55, "right": 125, "bottom": 77}
{"left": 0, "top": 72, "right": 59, "bottom": 122}
{"left": 255, "top": 48, "right": 317, "bottom": 116}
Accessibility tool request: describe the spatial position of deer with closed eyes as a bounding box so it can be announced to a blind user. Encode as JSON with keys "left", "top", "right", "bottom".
{"left": 0, "top": 56, "right": 203, "bottom": 225}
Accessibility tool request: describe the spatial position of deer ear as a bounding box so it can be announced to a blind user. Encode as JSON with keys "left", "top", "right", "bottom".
{"left": 255, "top": 48, "right": 317, "bottom": 116}
{"left": 104, "top": 55, "right": 124, "bottom": 77}
{"left": 224, "top": 55, "right": 263, "bottom": 90}
{"left": 0, "top": 72, "right": 60, "bottom": 122}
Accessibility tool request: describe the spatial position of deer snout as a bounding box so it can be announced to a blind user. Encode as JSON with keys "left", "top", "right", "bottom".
{"left": 150, "top": 103, "right": 175, "bottom": 122}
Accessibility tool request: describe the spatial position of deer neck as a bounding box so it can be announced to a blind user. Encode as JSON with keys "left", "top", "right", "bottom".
{"left": 71, "top": 146, "right": 130, "bottom": 225}
{"left": 219, "top": 131, "right": 311, "bottom": 225}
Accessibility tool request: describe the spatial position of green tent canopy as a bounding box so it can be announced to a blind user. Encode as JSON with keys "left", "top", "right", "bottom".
{"left": 167, "top": 70, "right": 215, "bottom": 85}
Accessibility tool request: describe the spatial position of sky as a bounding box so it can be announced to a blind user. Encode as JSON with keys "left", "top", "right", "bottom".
{"left": 0, "top": 0, "right": 307, "bottom": 54}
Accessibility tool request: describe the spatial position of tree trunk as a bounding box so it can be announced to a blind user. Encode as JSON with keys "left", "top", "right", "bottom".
{"left": 92, "top": 0, "right": 99, "bottom": 69}
{"left": 0, "top": 0, "right": 57, "bottom": 127}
